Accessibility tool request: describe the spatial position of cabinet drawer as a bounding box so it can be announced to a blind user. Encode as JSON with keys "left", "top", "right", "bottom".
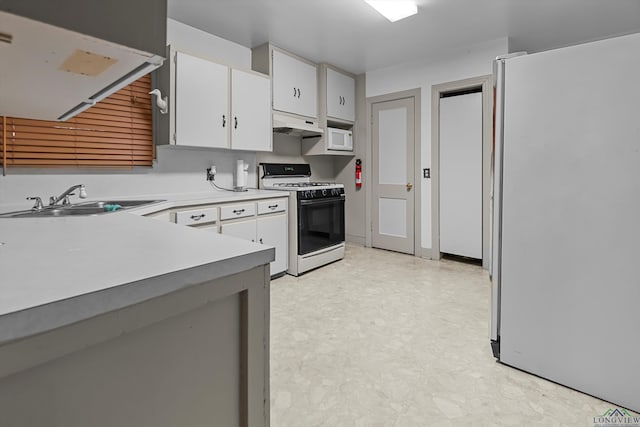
{"left": 220, "top": 202, "right": 256, "bottom": 220}
{"left": 174, "top": 207, "right": 218, "bottom": 226}
{"left": 257, "top": 199, "right": 287, "bottom": 215}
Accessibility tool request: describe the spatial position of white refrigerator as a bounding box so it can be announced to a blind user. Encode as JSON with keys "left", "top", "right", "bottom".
{"left": 491, "top": 32, "right": 640, "bottom": 413}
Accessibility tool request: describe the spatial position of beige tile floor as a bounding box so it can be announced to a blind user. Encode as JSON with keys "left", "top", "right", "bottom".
{"left": 269, "top": 245, "right": 636, "bottom": 426}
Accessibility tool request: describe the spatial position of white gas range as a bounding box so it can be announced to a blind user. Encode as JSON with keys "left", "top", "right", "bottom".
{"left": 259, "top": 163, "right": 345, "bottom": 276}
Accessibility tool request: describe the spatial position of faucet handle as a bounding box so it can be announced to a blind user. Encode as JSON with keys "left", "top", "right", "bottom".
{"left": 26, "top": 197, "right": 44, "bottom": 210}
{"left": 62, "top": 194, "right": 74, "bottom": 205}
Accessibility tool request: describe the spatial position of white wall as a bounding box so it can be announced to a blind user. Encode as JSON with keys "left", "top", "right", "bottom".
{"left": 366, "top": 38, "right": 508, "bottom": 250}
{"left": 0, "top": 147, "right": 256, "bottom": 208}
{"left": 0, "top": 20, "right": 256, "bottom": 208}
{"left": 167, "top": 19, "right": 250, "bottom": 69}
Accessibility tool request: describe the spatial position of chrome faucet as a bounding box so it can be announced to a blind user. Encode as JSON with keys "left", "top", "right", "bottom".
{"left": 26, "top": 196, "right": 45, "bottom": 211}
{"left": 49, "top": 184, "right": 87, "bottom": 206}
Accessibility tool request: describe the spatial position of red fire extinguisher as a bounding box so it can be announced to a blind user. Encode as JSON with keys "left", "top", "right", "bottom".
{"left": 355, "top": 159, "right": 362, "bottom": 190}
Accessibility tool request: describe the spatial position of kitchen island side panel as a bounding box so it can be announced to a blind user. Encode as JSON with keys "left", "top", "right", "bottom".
{"left": 0, "top": 266, "right": 270, "bottom": 427}
{"left": 499, "top": 32, "right": 640, "bottom": 412}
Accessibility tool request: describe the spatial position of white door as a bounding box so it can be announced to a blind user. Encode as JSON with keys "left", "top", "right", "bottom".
{"left": 272, "top": 50, "right": 317, "bottom": 118}
{"left": 439, "top": 92, "right": 482, "bottom": 258}
{"left": 372, "top": 97, "right": 415, "bottom": 254}
{"left": 326, "top": 68, "right": 355, "bottom": 122}
{"left": 231, "top": 69, "right": 272, "bottom": 151}
{"left": 175, "top": 52, "right": 229, "bottom": 148}
{"left": 220, "top": 219, "right": 256, "bottom": 242}
{"left": 257, "top": 214, "right": 288, "bottom": 275}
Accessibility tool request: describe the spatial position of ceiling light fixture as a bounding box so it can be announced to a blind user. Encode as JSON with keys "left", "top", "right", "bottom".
{"left": 365, "top": 0, "right": 418, "bottom": 22}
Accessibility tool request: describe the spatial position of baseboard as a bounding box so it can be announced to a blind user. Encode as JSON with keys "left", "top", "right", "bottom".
{"left": 420, "top": 248, "right": 433, "bottom": 259}
{"left": 482, "top": 247, "right": 490, "bottom": 270}
{"left": 345, "top": 234, "right": 365, "bottom": 246}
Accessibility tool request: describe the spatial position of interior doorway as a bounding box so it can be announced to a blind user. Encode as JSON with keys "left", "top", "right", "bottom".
{"left": 366, "top": 89, "right": 422, "bottom": 256}
{"left": 431, "top": 75, "right": 492, "bottom": 268}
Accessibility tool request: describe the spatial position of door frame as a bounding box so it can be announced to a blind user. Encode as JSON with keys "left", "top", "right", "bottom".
{"left": 365, "top": 88, "right": 422, "bottom": 256}
{"left": 431, "top": 75, "right": 492, "bottom": 268}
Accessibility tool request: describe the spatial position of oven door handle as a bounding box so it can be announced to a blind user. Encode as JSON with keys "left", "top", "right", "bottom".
{"left": 299, "top": 197, "right": 345, "bottom": 206}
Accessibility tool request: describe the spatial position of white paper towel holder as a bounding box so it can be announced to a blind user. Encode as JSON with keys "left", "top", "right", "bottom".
{"left": 234, "top": 159, "right": 249, "bottom": 192}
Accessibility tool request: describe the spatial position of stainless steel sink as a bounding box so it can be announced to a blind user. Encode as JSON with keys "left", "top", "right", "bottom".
{"left": 73, "top": 200, "right": 164, "bottom": 209}
{"left": 0, "top": 200, "right": 165, "bottom": 218}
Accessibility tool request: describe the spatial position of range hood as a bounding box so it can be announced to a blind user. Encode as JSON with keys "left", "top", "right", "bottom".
{"left": 0, "top": 11, "right": 164, "bottom": 121}
{"left": 272, "top": 113, "right": 323, "bottom": 137}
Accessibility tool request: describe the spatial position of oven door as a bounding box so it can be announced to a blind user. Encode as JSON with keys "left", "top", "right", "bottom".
{"left": 297, "top": 196, "right": 345, "bottom": 255}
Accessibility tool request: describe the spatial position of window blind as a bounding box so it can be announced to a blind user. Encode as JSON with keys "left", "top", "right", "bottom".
{"left": 1, "top": 75, "right": 153, "bottom": 169}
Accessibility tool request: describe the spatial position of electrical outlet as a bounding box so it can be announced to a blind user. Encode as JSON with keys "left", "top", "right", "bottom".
{"left": 423, "top": 168, "right": 431, "bottom": 178}
{"left": 206, "top": 165, "right": 216, "bottom": 181}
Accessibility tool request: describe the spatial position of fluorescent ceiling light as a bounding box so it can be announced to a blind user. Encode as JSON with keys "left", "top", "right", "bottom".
{"left": 365, "top": 1, "right": 418, "bottom": 22}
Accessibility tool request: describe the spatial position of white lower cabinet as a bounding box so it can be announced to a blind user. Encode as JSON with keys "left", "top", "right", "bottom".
{"left": 217, "top": 198, "right": 288, "bottom": 276}
{"left": 169, "top": 198, "right": 288, "bottom": 276}
{"left": 221, "top": 219, "right": 257, "bottom": 242}
{"left": 256, "top": 213, "right": 288, "bottom": 276}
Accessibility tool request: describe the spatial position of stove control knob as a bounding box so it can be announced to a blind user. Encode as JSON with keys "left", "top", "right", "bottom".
{"left": 303, "top": 191, "right": 311, "bottom": 198}
{"left": 321, "top": 189, "right": 327, "bottom": 196}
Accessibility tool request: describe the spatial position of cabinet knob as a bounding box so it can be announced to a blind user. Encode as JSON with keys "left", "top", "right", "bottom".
{"left": 259, "top": 238, "right": 263, "bottom": 244}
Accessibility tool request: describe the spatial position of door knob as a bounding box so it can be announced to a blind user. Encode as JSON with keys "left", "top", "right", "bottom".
{"left": 406, "top": 183, "right": 413, "bottom": 191}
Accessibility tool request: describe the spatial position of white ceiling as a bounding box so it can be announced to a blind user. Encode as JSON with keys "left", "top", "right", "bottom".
{"left": 168, "top": 0, "right": 640, "bottom": 74}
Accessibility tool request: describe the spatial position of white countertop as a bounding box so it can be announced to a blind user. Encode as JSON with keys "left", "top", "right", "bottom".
{"left": 0, "top": 188, "right": 290, "bottom": 216}
{"left": 124, "top": 189, "right": 290, "bottom": 215}
{"left": 0, "top": 189, "right": 290, "bottom": 345}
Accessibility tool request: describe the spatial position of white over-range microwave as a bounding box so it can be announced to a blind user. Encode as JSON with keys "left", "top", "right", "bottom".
{"left": 327, "top": 127, "right": 353, "bottom": 151}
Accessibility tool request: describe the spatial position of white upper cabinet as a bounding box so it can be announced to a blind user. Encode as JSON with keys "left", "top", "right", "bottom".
{"left": 173, "top": 50, "right": 272, "bottom": 151}
{"left": 272, "top": 50, "right": 317, "bottom": 119}
{"left": 175, "top": 52, "right": 229, "bottom": 148}
{"left": 326, "top": 68, "right": 356, "bottom": 122}
{"left": 231, "top": 69, "right": 272, "bottom": 151}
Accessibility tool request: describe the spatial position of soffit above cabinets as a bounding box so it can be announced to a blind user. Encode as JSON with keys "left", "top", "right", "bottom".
{"left": 0, "top": 11, "right": 164, "bottom": 121}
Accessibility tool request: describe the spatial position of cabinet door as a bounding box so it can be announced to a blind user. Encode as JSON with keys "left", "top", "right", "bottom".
{"left": 257, "top": 213, "right": 288, "bottom": 275}
{"left": 272, "top": 50, "right": 317, "bottom": 118}
{"left": 326, "top": 68, "right": 355, "bottom": 122}
{"left": 220, "top": 219, "right": 257, "bottom": 242}
{"left": 231, "top": 69, "right": 272, "bottom": 151}
{"left": 175, "top": 52, "right": 229, "bottom": 148}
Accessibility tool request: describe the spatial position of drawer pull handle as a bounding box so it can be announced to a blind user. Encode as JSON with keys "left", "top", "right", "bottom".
{"left": 268, "top": 204, "right": 278, "bottom": 209}
{"left": 190, "top": 214, "right": 206, "bottom": 221}
{"left": 233, "top": 209, "right": 245, "bottom": 214}
{"left": 259, "top": 238, "right": 263, "bottom": 244}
